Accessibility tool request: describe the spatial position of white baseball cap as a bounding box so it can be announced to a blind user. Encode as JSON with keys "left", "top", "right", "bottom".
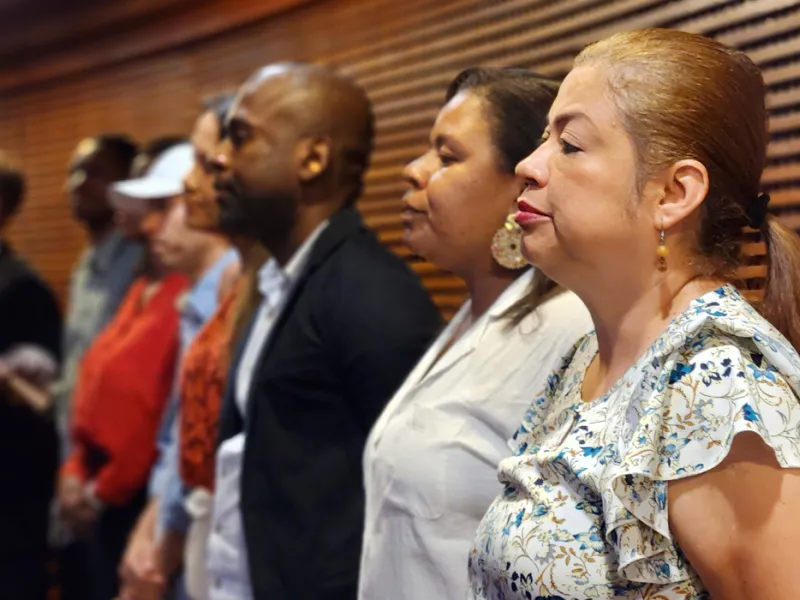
{"left": 109, "top": 142, "right": 194, "bottom": 211}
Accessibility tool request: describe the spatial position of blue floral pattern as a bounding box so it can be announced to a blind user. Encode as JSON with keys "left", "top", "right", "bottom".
{"left": 468, "top": 286, "right": 800, "bottom": 599}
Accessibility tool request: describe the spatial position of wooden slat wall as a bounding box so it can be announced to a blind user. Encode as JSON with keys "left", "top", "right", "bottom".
{"left": 1, "top": 0, "right": 799, "bottom": 317}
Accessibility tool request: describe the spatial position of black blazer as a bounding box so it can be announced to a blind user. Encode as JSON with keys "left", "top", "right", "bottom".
{"left": 0, "top": 242, "right": 61, "bottom": 560}
{"left": 218, "top": 207, "right": 443, "bottom": 600}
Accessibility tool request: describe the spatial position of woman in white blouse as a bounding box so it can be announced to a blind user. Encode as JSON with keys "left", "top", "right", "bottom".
{"left": 358, "top": 68, "right": 592, "bottom": 600}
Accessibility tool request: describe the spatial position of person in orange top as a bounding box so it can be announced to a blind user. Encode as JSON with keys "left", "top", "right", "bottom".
{"left": 61, "top": 272, "right": 187, "bottom": 504}
{"left": 119, "top": 96, "right": 267, "bottom": 600}
{"left": 58, "top": 144, "right": 195, "bottom": 600}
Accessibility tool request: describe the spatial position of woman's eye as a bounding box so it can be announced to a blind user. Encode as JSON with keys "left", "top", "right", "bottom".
{"left": 560, "top": 139, "right": 582, "bottom": 155}
{"left": 439, "top": 154, "right": 457, "bottom": 166}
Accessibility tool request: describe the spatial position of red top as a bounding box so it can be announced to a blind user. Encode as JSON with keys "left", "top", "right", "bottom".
{"left": 62, "top": 273, "right": 188, "bottom": 506}
{"left": 179, "top": 280, "right": 241, "bottom": 490}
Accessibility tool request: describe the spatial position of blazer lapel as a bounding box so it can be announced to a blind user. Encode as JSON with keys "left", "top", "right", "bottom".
{"left": 242, "top": 206, "right": 366, "bottom": 424}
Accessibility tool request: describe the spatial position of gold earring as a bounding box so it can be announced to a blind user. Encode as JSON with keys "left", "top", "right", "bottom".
{"left": 657, "top": 228, "right": 668, "bottom": 269}
{"left": 491, "top": 214, "right": 527, "bottom": 270}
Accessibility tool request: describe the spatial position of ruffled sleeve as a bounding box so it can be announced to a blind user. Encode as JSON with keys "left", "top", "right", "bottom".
{"left": 601, "top": 331, "right": 800, "bottom": 585}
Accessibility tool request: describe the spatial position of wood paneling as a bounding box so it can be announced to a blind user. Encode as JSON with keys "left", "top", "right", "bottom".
{"left": 1, "top": 0, "right": 799, "bottom": 317}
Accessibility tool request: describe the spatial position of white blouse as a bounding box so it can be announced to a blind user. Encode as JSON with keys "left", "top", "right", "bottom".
{"left": 359, "top": 270, "right": 593, "bottom": 600}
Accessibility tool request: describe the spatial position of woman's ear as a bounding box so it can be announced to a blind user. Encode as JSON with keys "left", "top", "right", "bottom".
{"left": 652, "top": 159, "right": 709, "bottom": 230}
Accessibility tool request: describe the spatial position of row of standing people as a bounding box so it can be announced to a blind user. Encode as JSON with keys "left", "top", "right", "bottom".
{"left": 1, "top": 25, "right": 800, "bottom": 600}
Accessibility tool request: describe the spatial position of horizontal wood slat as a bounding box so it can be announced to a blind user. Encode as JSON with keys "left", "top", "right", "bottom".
{"left": 0, "top": 0, "right": 797, "bottom": 317}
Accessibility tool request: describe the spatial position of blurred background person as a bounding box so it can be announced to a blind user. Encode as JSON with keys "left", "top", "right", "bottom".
{"left": 115, "top": 136, "right": 188, "bottom": 242}
{"left": 54, "top": 134, "right": 141, "bottom": 459}
{"left": 0, "top": 150, "right": 62, "bottom": 600}
{"left": 358, "top": 68, "right": 592, "bottom": 600}
{"left": 208, "top": 63, "right": 442, "bottom": 600}
{"left": 177, "top": 94, "right": 269, "bottom": 600}
{"left": 58, "top": 143, "right": 195, "bottom": 600}
{"left": 120, "top": 92, "right": 270, "bottom": 600}
{"left": 119, "top": 133, "right": 238, "bottom": 600}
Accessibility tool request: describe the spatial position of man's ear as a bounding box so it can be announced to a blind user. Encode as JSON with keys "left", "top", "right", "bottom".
{"left": 297, "top": 137, "right": 333, "bottom": 183}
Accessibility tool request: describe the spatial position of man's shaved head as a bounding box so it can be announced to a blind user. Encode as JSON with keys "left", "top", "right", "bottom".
{"left": 236, "top": 62, "right": 374, "bottom": 202}
{"left": 215, "top": 63, "right": 375, "bottom": 253}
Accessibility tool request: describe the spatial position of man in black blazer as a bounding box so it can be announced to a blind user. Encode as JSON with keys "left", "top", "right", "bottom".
{"left": 0, "top": 152, "right": 62, "bottom": 599}
{"left": 207, "top": 63, "right": 442, "bottom": 600}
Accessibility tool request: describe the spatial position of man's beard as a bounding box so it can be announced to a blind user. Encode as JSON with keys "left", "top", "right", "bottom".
{"left": 217, "top": 188, "right": 297, "bottom": 252}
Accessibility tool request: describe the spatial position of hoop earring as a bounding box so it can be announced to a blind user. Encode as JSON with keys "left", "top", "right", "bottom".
{"left": 657, "top": 228, "right": 669, "bottom": 270}
{"left": 491, "top": 214, "right": 527, "bottom": 270}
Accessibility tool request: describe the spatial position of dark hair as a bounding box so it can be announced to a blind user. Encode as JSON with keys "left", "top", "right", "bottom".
{"left": 577, "top": 28, "right": 800, "bottom": 350}
{"left": 446, "top": 67, "right": 560, "bottom": 175}
{"left": 203, "top": 92, "right": 237, "bottom": 141}
{"left": 446, "top": 67, "right": 564, "bottom": 323}
{"left": 0, "top": 151, "right": 24, "bottom": 222}
{"left": 95, "top": 134, "right": 138, "bottom": 180}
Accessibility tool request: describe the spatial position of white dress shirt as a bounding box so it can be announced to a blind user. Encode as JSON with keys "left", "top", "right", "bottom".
{"left": 359, "top": 270, "right": 593, "bottom": 600}
{"left": 207, "top": 223, "right": 327, "bottom": 600}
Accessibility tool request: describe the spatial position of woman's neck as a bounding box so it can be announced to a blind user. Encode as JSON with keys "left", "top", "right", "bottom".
{"left": 581, "top": 271, "right": 724, "bottom": 401}
{"left": 462, "top": 265, "right": 521, "bottom": 321}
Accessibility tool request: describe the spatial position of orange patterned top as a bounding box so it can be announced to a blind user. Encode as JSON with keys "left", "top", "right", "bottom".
{"left": 178, "top": 280, "right": 241, "bottom": 490}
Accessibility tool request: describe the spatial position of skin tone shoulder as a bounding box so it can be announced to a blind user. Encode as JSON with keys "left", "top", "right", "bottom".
{"left": 514, "top": 61, "right": 800, "bottom": 599}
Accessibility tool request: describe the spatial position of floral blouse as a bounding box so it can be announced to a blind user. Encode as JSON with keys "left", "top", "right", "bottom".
{"left": 469, "top": 285, "right": 800, "bottom": 599}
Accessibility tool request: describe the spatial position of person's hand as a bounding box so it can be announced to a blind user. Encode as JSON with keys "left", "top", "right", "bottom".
{"left": 118, "top": 575, "right": 164, "bottom": 600}
{"left": 58, "top": 474, "right": 97, "bottom": 538}
{"left": 119, "top": 501, "right": 165, "bottom": 600}
{"left": 159, "top": 528, "right": 187, "bottom": 581}
{"left": 2, "top": 345, "right": 57, "bottom": 387}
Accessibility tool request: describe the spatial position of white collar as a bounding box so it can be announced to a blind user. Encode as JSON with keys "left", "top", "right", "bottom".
{"left": 256, "top": 220, "right": 330, "bottom": 298}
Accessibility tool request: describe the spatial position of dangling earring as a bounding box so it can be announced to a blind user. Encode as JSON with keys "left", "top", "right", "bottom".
{"left": 657, "top": 227, "right": 669, "bottom": 270}
{"left": 491, "top": 214, "right": 527, "bottom": 270}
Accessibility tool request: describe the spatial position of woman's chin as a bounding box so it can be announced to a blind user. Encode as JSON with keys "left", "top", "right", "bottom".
{"left": 403, "top": 228, "right": 428, "bottom": 259}
{"left": 520, "top": 238, "right": 553, "bottom": 271}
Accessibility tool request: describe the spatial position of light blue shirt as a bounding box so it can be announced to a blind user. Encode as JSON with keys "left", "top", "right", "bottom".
{"left": 150, "top": 248, "right": 238, "bottom": 536}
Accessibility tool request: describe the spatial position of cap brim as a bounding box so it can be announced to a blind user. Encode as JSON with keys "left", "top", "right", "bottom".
{"left": 109, "top": 177, "right": 184, "bottom": 211}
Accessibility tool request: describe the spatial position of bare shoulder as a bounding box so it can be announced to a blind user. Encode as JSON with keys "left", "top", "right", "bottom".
{"left": 669, "top": 432, "right": 800, "bottom": 599}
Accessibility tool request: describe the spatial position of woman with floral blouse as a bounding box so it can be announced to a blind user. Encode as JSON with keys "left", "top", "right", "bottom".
{"left": 469, "top": 28, "right": 800, "bottom": 600}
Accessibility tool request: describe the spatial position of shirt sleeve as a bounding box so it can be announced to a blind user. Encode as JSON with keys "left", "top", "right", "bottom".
{"left": 602, "top": 334, "right": 800, "bottom": 586}
{"left": 157, "top": 415, "right": 191, "bottom": 535}
{"left": 90, "top": 330, "right": 180, "bottom": 506}
{"left": 3, "top": 276, "right": 62, "bottom": 364}
{"left": 149, "top": 386, "right": 179, "bottom": 498}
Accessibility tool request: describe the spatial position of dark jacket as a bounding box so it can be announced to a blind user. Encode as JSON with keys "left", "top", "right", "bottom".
{"left": 0, "top": 242, "right": 61, "bottom": 565}
{"left": 218, "top": 207, "right": 443, "bottom": 600}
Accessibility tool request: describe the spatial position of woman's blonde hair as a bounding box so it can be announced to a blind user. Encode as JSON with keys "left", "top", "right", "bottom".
{"left": 576, "top": 28, "right": 800, "bottom": 349}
